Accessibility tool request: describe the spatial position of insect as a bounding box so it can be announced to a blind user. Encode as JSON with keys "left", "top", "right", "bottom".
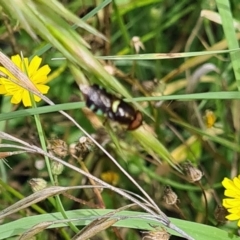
{"left": 79, "top": 84, "right": 142, "bottom": 130}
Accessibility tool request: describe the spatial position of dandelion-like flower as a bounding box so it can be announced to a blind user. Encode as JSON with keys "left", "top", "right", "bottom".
{"left": 0, "top": 54, "right": 51, "bottom": 107}
{"left": 222, "top": 176, "right": 240, "bottom": 226}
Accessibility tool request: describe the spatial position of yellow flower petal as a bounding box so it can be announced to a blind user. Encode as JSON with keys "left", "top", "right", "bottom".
{"left": 233, "top": 176, "right": 240, "bottom": 188}
{"left": 32, "top": 65, "right": 51, "bottom": 84}
{"left": 0, "top": 85, "right": 7, "bottom": 94}
{"left": 224, "top": 189, "right": 240, "bottom": 198}
{"left": 227, "top": 207, "right": 240, "bottom": 214}
{"left": 3, "top": 80, "right": 19, "bottom": 93}
{"left": 0, "top": 69, "right": 15, "bottom": 80}
{"left": 222, "top": 199, "right": 231, "bottom": 208}
{"left": 28, "top": 56, "right": 42, "bottom": 77}
{"left": 11, "top": 91, "right": 23, "bottom": 104}
{"left": 37, "top": 84, "right": 49, "bottom": 94}
{"left": 11, "top": 55, "right": 22, "bottom": 68}
{"left": 223, "top": 198, "right": 240, "bottom": 208}
{"left": 33, "top": 94, "right": 41, "bottom": 102}
{"left": 222, "top": 176, "right": 240, "bottom": 226}
{"left": 222, "top": 178, "right": 232, "bottom": 187}
{"left": 226, "top": 213, "right": 240, "bottom": 221}
{"left": 222, "top": 177, "right": 239, "bottom": 191}
{"left": 0, "top": 66, "right": 9, "bottom": 75}
{"left": 22, "top": 90, "right": 32, "bottom": 107}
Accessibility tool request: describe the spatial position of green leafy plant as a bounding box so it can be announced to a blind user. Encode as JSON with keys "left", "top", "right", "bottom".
{"left": 0, "top": 0, "right": 240, "bottom": 239}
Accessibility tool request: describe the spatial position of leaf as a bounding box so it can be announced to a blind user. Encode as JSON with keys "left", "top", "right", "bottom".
{"left": 0, "top": 209, "right": 239, "bottom": 240}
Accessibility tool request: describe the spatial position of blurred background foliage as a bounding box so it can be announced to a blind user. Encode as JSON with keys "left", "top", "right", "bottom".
{"left": 0, "top": 0, "right": 240, "bottom": 239}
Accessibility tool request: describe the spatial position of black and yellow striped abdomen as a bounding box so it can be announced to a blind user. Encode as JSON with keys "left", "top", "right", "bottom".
{"left": 79, "top": 84, "right": 142, "bottom": 130}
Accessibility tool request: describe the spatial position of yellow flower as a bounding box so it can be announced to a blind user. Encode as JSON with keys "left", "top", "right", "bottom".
{"left": 204, "top": 110, "right": 216, "bottom": 128}
{"left": 101, "top": 171, "right": 119, "bottom": 186}
{"left": 0, "top": 54, "right": 51, "bottom": 107}
{"left": 222, "top": 176, "right": 240, "bottom": 226}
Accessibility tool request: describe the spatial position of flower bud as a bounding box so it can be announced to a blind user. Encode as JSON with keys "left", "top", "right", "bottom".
{"left": 214, "top": 205, "right": 228, "bottom": 224}
{"left": 51, "top": 161, "right": 64, "bottom": 175}
{"left": 72, "top": 136, "right": 95, "bottom": 160}
{"left": 162, "top": 186, "right": 178, "bottom": 205}
{"left": 182, "top": 161, "right": 203, "bottom": 182}
{"left": 142, "top": 227, "right": 170, "bottom": 240}
{"left": 47, "top": 139, "right": 68, "bottom": 158}
{"left": 69, "top": 143, "right": 77, "bottom": 157}
{"left": 28, "top": 178, "right": 47, "bottom": 192}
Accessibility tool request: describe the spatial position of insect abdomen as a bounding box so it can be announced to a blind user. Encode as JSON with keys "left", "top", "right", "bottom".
{"left": 79, "top": 84, "right": 142, "bottom": 130}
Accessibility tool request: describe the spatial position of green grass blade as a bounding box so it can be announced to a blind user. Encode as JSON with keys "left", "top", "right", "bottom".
{"left": 216, "top": 0, "right": 240, "bottom": 90}
{"left": 0, "top": 209, "right": 239, "bottom": 240}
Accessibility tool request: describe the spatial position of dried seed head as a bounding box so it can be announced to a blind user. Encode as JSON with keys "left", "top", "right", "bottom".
{"left": 214, "top": 205, "right": 228, "bottom": 224}
{"left": 142, "top": 227, "right": 170, "bottom": 240}
{"left": 142, "top": 78, "right": 160, "bottom": 92}
{"left": 162, "top": 185, "right": 178, "bottom": 205}
{"left": 28, "top": 178, "right": 47, "bottom": 192}
{"left": 79, "top": 136, "right": 87, "bottom": 144}
{"left": 71, "top": 136, "right": 95, "bottom": 160}
{"left": 182, "top": 161, "right": 203, "bottom": 182}
{"left": 47, "top": 139, "right": 68, "bottom": 158}
{"left": 78, "top": 136, "right": 95, "bottom": 151}
{"left": 69, "top": 143, "right": 77, "bottom": 157}
{"left": 51, "top": 161, "right": 64, "bottom": 175}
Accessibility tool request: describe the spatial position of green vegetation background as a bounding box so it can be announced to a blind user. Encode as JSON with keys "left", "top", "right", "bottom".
{"left": 0, "top": 0, "right": 240, "bottom": 239}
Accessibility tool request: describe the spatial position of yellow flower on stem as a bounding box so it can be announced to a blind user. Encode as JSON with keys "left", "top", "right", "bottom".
{"left": 0, "top": 54, "right": 51, "bottom": 107}
{"left": 222, "top": 176, "right": 240, "bottom": 226}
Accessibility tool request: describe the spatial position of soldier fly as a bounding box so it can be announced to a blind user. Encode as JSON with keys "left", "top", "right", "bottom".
{"left": 79, "top": 84, "right": 142, "bottom": 130}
